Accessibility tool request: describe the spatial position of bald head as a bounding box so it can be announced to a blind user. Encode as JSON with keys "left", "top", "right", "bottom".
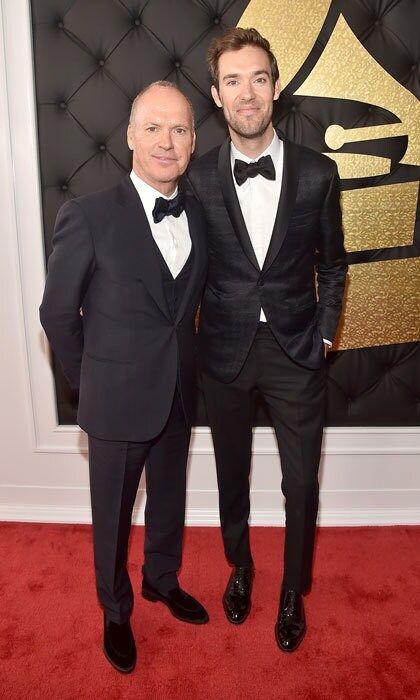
{"left": 129, "top": 81, "right": 195, "bottom": 129}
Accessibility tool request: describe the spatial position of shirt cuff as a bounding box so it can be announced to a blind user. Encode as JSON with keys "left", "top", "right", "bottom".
{"left": 323, "top": 338, "right": 332, "bottom": 347}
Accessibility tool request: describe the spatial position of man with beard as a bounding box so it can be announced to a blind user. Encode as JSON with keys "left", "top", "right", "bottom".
{"left": 187, "top": 28, "right": 347, "bottom": 652}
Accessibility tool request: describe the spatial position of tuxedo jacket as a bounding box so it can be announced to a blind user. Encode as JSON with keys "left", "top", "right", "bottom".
{"left": 40, "top": 175, "right": 207, "bottom": 442}
{"left": 187, "top": 133, "right": 347, "bottom": 381}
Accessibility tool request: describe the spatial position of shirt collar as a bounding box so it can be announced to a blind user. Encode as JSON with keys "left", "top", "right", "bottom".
{"left": 130, "top": 170, "right": 178, "bottom": 214}
{"left": 230, "top": 128, "right": 282, "bottom": 167}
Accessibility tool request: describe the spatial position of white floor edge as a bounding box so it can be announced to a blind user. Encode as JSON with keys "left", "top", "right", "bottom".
{"left": 1, "top": 504, "right": 419, "bottom": 526}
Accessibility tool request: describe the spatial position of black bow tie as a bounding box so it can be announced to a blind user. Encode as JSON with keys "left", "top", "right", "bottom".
{"left": 233, "top": 155, "right": 276, "bottom": 186}
{"left": 152, "top": 192, "right": 185, "bottom": 224}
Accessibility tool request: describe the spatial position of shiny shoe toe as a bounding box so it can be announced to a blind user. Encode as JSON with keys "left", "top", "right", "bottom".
{"left": 275, "top": 589, "right": 306, "bottom": 653}
{"left": 103, "top": 614, "right": 136, "bottom": 673}
{"left": 223, "top": 566, "right": 254, "bottom": 625}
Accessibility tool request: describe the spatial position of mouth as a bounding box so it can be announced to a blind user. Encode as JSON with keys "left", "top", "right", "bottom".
{"left": 236, "top": 106, "right": 261, "bottom": 117}
{"left": 152, "top": 155, "right": 178, "bottom": 165}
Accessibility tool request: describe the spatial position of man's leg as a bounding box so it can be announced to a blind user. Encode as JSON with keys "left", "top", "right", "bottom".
{"left": 254, "top": 325, "right": 325, "bottom": 651}
{"left": 142, "top": 390, "right": 190, "bottom": 593}
{"left": 201, "top": 365, "right": 255, "bottom": 568}
{"left": 141, "top": 390, "right": 209, "bottom": 624}
{"left": 88, "top": 436, "right": 149, "bottom": 623}
{"left": 201, "top": 349, "right": 258, "bottom": 625}
{"left": 255, "top": 326, "right": 326, "bottom": 593}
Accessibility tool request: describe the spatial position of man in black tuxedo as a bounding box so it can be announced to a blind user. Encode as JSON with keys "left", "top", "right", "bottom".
{"left": 40, "top": 82, "right": 208, "bottom": 673}
{"left": 187, "top": 28, "right": 347, "bottom": 652}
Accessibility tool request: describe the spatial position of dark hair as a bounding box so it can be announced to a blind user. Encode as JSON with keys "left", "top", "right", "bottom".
{"left": 207, "top": 27, "right": 279, "bottom": 89}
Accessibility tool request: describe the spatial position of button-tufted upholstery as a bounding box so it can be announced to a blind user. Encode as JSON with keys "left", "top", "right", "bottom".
{"left": 31, "top": 0, "right": 419, "bottom": 426}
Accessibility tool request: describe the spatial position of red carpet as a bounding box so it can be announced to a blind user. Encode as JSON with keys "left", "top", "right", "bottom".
{"left": 0, "top": 523, "right": 419, "bottom": 699}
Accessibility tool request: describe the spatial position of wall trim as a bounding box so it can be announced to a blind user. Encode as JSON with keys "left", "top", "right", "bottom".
{"left": 35, "top": 425, "right": 420, "bottom": 455}
{"left": 1, "top": 503, "right": 419, "bottom": 527}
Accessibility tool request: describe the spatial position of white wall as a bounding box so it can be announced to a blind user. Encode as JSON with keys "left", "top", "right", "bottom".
{"left": 1, "top": 0, "right": 419, "bottom": 527}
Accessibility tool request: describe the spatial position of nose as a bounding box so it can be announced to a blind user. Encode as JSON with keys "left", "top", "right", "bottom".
{"left": 240, "top": 80, "right": 256, "bottom": 102}
{"left": 158, "top": 129, "right": 174, "bottom": 151}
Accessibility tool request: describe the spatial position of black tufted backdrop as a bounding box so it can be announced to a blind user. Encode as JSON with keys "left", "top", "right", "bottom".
{"left": 31, "top": 0, "right": 420, "bottom": 427}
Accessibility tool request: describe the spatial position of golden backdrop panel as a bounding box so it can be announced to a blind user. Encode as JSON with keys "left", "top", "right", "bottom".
{"left": 238, "top": 2, "right": 420, "bottom": 350}
{"left": 238, "top": 0, "right": 332, "bottom": 89}
{"left": 342, "top": 182, "right": 419, "bottom": 253}
{"left": 335, "top": 259, "right": 420, "bottom": 350}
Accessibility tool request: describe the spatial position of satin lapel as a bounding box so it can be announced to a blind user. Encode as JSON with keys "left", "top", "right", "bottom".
{"left": 175, "top": 197, "right": 204, "bottom": 324}
{"left": 262, "top": 140, "right": 300, "bottom": 274}
{"left": 217, "top": 139, "right": 260, "bottom": 271}
{"left": 116, "top": 176, "right": 171, "bottom": 320}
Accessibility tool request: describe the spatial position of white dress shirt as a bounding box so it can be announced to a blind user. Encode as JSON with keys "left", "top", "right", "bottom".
{"left": 130, "top": 170, "right": 191, "bottom": 278}
{"left": 231, "top": 129, "right": 283, "bottom": 322}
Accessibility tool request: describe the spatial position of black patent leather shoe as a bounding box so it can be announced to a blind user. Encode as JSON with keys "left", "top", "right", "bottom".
{"left": 275, "top": 589, "right": 306, "bottom": 653}
{"left": 142, "top": 578, "right": 209, "bottom": 624}
{"left": 103, "top": 614, "right": 136, "bottom": 673}
{"left": 223, "top": 566, "right": 254, "bottom": 624}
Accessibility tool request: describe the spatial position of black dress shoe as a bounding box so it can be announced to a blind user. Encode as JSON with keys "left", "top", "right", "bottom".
{"left": 142, "top": 579, "right": 209, "bottom": 624}
{"left": 275, "top": 589, "right": 306, "bottom": 653}
{"left": 103, "top": 614, "right": 136, "bottom": 673}
{"left": 223, "top": 566, "right": 254, "bottom": 624}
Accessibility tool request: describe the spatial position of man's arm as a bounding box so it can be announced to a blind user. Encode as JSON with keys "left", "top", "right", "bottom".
{"left": 315, "top": 162, "right": 347, "bottom": 345}
{"left": 39, "top": 200, "right": 95, "bottom": 390}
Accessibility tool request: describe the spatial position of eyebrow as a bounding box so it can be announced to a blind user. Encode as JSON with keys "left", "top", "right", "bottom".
{"left": 143, "top": 121, "right": 191, "bottom": 128}
{"left": 222, "top": 69, "right": 270, "bottom": 83}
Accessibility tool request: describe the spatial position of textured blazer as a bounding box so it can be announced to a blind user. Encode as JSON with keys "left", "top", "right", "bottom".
{"left": 40, "top": 175, "right": 207, "bottom": 441}
{"left": 187, "top": 133, "right": 347, "bottom": 381}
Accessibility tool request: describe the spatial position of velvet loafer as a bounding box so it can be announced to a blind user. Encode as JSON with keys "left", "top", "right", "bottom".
{"left": 142, "top": 578, "right": 209, "bottom": 624}
{"left": 103, "top": 614, "right": 136, "bottom": 673}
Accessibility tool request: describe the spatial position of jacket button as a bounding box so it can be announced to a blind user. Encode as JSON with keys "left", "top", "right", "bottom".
{"left": 257, "top": 278, "right": 265, "bottom": 287}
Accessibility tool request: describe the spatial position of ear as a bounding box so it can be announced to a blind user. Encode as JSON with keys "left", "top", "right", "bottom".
{"left": 191, "top": 130, "right": 197, "bottom": 154}
{"left": 211, "top": 84, "right": 222, "bottom": 108}
{"left": 127, "top": 124, "right": 134, "bottom": 151}
{"left": 273, "top": 79, "right": 281, "bottom": 101}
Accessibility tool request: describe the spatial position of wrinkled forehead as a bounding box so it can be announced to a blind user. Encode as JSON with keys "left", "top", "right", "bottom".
{"left": 132, "top": 87, "right": 193, "bottom": 127}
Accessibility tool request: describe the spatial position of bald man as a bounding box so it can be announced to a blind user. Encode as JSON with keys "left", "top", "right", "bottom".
{"left": 40, "top": 82, "right": 208, "bottom": 673}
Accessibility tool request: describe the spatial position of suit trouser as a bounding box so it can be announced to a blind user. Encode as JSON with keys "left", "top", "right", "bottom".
{"left": 88, "top": 390, "right": 190, "bottom": 624}
{"left": 201, "top": 324, "right": 326, "bottom": 594}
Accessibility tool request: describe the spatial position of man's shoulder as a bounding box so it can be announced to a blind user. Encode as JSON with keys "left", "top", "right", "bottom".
{"left": 188, "top": 143, "right": 221, "bottom": 178}
{"left": 287, "top": 139, "right": 337, "bottom": 176}
{"left": 65, "top": 177, "right": 127, "bottom": 214}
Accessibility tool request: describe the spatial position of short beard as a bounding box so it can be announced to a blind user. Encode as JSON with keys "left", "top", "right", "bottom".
{"left": 226, "top": 110, "right": 273, "bottom": 140}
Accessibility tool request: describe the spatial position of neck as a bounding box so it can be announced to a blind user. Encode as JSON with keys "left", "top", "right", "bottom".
{"left": 132, "top": 166, "right": 177, "bottom": 197}
{"left": 230, "top": 124, "right": 274, "bottom": 159}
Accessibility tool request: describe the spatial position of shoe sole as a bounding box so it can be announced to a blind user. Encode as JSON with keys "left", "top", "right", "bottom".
{"left": 102, "top": 645, "right": 136, "bottom": 674}
{"left": 142, "top": 589, "right": 209, "bottom": 624}
{"left": 274, "top": 624, "right": 306, "bottom": 653}
{"left": 222, "top": 598, "right": 251, "bottom": 625}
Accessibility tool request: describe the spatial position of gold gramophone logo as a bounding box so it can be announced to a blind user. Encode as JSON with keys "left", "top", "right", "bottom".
{"left": 239, "top": 2, "right": 420, "bottom": 350}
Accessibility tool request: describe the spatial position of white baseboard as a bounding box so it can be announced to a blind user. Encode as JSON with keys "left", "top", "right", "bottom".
{"left": 1, "top": 503, "right": 419, "bottom": 526}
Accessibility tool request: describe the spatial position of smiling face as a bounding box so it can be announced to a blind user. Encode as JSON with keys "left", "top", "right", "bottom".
{"left": 127, "top": 86, "right": 196, "bottom": 196}
{"left": 211, "top": 45, "right": 280, "bottom": 145}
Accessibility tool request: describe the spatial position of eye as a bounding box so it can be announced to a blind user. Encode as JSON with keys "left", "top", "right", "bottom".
{"left": 255, "top": 76, "right": 267, "bottom": 84}
{"left": 226, "top": 79, "right": 238, "bottom": 86}
{"left": 146, "top": 126, "right": 158, "bottom": 132}
{"left": 174, "top": 127, "right": 187, "bottom": 135}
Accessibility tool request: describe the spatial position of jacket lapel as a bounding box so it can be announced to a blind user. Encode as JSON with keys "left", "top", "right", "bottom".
{"left": 217, "top": 138, "right": 260, "bottom": 271}
{"left": 262, "top": 139, "right": 300, "bottom": 273}
{"left": 116, "top": 175, "right": 171, "bottom": 321}
{"left": 175, "top": 194, "right": 205, "bottom": 324}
